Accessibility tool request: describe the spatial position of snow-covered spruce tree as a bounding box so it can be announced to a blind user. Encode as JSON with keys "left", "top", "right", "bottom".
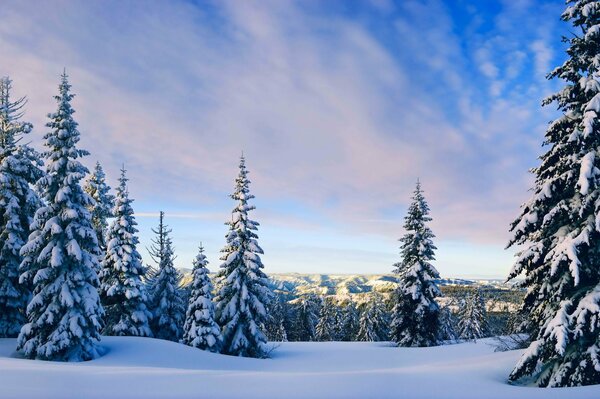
{"left": 339, "top": 300, "right": 359, "bottom": 341}
{"left": 390, "top": 181, "right": 441, "bottom": 347}
{"left": 0, "top": 77, "right": 43, "bottom": 338}
{"left": 457, "top": 290, "right": 489, "bottom": 341}
{"left": 439, "top": 305, "right": 458, "bottom": 342}
{"left": 506, "top": 1, "right": 600, "bottom": 387}
{"left": 316, "top": 298, "right": 340, "bottom": 341}
{"left": 182, "top": 244, "right": 221, "bottom": 352}
{"left": 17, "top": 73, "right": 104, "bottom": 361}
{"left": 214, "top": 156, "right": 272, "bottom": 357}
{"left": 265, "top": 296, "right": 291, "bottom": 341}
{"left": 99, "top": 167, "right": 152, "bottom": 337}
{"left": 147, "top": 212, "right": 185, "bottom": 341}
{"left": 292, "top": 294, "right": 320, "bottom": 341}
{"left": 357, "top": 294, "right": 389, "bottom": 342}
{"left": 84, "top": 161, "right": 114, "bottom": 254}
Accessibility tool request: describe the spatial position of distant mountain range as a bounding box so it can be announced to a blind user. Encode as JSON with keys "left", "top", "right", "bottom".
{"left": 180, "top": 270, "right": 515, "bottom": 301}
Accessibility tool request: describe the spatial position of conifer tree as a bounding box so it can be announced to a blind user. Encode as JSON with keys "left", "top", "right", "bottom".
{"left": 99, "top": 167, "right": 151, "bottom": 337}
{"left": 457, "top": 290, "right": 488, "bottom": 341}
{"left": 292, "top": 294, "right": 320, "bottom": 341}
{"left": 0, "top": 77, "right": 43, "bottom": 337}
{"left": 339, "top": 300, "right": 359, "bottom": 341}
{"left": 390, "top": 181, "right": 442, "bottom": 347}
{"left": 439, "top": 305, "right": 458, "bottom": 342}
{"left": 316, "top": 298, "right": 339, "bottom": 341}
{"left": 214, "top": 156, "right": 272, "bottom": 357}
{"left": 506, "top": 0, "right": 600, "bottom": 387}
{"left": 147, "top": 212, "right": 185, "bottom": 341}
{"left": 182, "top": 244, "right": 221, "bottom": 352}
{"left": 357, "top": 294, "right": 389, "bottom": 342}
{"left": 84, "top": 161, "right": 114, "bottom": 254}
{"left": 17, "top": 73, "right": 104, "bottom": 361}
{"left": 265, "top": 297, "right": 290, "bottom": 342}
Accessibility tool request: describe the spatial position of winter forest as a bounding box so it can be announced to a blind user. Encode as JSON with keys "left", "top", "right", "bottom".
{"left": 2, "top": 0, "right": 600, "bottom": 398}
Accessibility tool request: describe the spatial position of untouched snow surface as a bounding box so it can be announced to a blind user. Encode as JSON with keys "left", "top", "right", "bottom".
{"left": 0, "top": 337, "right": 599, "bottom": 399}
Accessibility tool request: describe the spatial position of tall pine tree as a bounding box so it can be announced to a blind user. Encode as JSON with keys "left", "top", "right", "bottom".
{"left": 147, "top": 212, "right": 185, "bottom": 341}
{"left": 17, "top": 73, "right": 104, "bottom": 361}
{"left": 99, "top": 167, "right": 152, "bottom": 337}
{"left": 0, "top": 77, "right": 43, "bottom": 337}
{"left": 507, "top": 0, "right": 600, "bottom": 387}
{"left": 457, "top": 290, "right": 489, "bottom": 341}
{"left": 390, "top": 181, "right": 441, "bottom": 347}
{"left": 357, "top": 293, "right": 389, "bottom": 342}
{"left": 182, "top": 244, "right": 222, "bottom": 352}
{"left": 214, "top": 155, "right": 272, "bottom": 357}
{"left": 84, "top": 161, "right": 114, "bottom": 254}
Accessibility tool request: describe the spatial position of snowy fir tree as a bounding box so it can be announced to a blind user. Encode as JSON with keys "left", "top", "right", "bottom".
{"left": 457, "top": 290, "right": 488, "bottom": 341}
{"left": 390, "top": 181, "right": 442, "bottom": 347}
{"left": 357, "top": 294, "right": 389, "bottom": 342}
{"left": 0, "top": 77, "right": 43, "bottom": 338}
{"left": 506, "top": 1, "right": 600, "bottom": 387}
{"left": 17, "top": 73, "right": 104, "bottom": 361}
{"left": 182, "top": 244, "right": 222, "bottom": 352}
{"left": 316, "top": 298, "right": 340, "bottom": 341}
{"left": 265, "top": 296, "right": 291, "bottom": 342}
{"left": 214, "top": 156, "right": 272, "bottom": 357}
{"left": 439, "top": 305, "right": 458, "bottom": 342}
{"left": 292, "top": 294, "right": 320, "bottom": 341}
{"left": 147, "top": 212, "right": 185, "bottom": 341}
{"left": 339, "top": 300, "right": 359, "bottom": 341}
{"left": 99, "top": 167, "right": 152, "bottom": 337}
{"left": 84, "top": 161, "right": 114, "bottom": 254}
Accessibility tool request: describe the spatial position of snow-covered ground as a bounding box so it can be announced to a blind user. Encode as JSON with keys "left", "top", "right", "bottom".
{"left": 0, "top": 337, "right": 598, "bottom": 399}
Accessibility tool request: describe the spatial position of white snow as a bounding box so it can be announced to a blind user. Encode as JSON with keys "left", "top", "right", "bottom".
{"left": 0, "top": 337, "right": 599, "bottom": 398}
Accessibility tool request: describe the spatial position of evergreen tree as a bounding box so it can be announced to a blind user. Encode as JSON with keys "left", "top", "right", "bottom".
{"left": 182, "top": 244, "right": 221, "bottom": 352}
{"left": 17, "top": 73, "right": 104, "bottom": 361}
{"left": 292, "top": 294, "right": 320, "bottom": 341}
{"left": 439, "top": 305, "right": 458, "bottom": 342}
{"left": 390, "top": 181, "right": 441, "bottom": 347}
{"left": 265, "top": 296, "right": 291, "bottom": 342}
{"left": 147, "top": 212, "right": 185, "bottom": 341}
{"left": 84, "top": 161, "right": 114, "bottom": 254}
{"left": 357, "top": 294, "right": 389, "bottom": 342}
{"left": 99, "top": 167, "right": 151, "bottom": 337}
{"left": 316, "top": 298, "right": 339, "bottom": 341}
{"left": 339, "top": 300, "right": 359, "bottom": 341}
{"left": 506, "top": 0, "right": 600, "bottom": 387}
{"left": 215, "top": 156, "right": 272, "bottom": 357}
{"left": 0, "top": 77, "right": 43, "bottom": 337}
{"left": 457, "top": 290, "right": 489, "bottom": 341}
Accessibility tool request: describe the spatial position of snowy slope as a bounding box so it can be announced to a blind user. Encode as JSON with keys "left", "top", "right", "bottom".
{"left": 0, "top": 337, "right": 598, "bottom": 399}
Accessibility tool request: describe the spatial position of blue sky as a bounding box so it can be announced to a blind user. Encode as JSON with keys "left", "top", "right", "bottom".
{"left": 0, "top": 0, "right": 570, "bottom": 278}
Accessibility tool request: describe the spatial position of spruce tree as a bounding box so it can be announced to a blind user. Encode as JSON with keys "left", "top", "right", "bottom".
{"left": 457, "top": 290, "right": 489, "bottom": 341}
{"left": 506, "top": 0, "right": 600, "bottom": 387}
{"left": 17, "top": 73, "right": 104, "bottom": 361}
{"left": 147, "top": 212, "right": 185, "bottom": 341}
{"left": 339, "top": 300, "right": 359, "bottom": 341}
{"left": 390, "top": 181, "right": 442, "bottom": 347}
{"left": 292, "top": 294, "right": 320, "bottom": 341}
{"left": 214, "top": 155, "right": 272, "bottom": 357}
{"left": 316, "top": 298, "right": 339, "bottom": 341}
{"left": 99, "top": 167, "right": 152, "bottom": 337}
{"left": 439, "top": 305, "right": 458, "bottom": 342}
{"left": 357, "top": 294, "right": 389, "bottom": 342}
{"left": 182, "top": 244, "right": 221, "bottom": 352}
{"left": 84, "top": 161, "right": 114, "bottom": 254}
{"left": 0, "top": 77, "right": 43, "bottom": 337}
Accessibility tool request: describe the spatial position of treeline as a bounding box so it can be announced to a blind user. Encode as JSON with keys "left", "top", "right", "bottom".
{"left": 261, "top": 285, "right": 525, "bottom": 343}
{"left": 0, "top": 73, "right": 272, "bottom": 360}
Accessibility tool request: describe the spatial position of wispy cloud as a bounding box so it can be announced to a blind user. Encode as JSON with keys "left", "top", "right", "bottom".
{"left": 0, "top": 0, "right": 568, "bottom": 275}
